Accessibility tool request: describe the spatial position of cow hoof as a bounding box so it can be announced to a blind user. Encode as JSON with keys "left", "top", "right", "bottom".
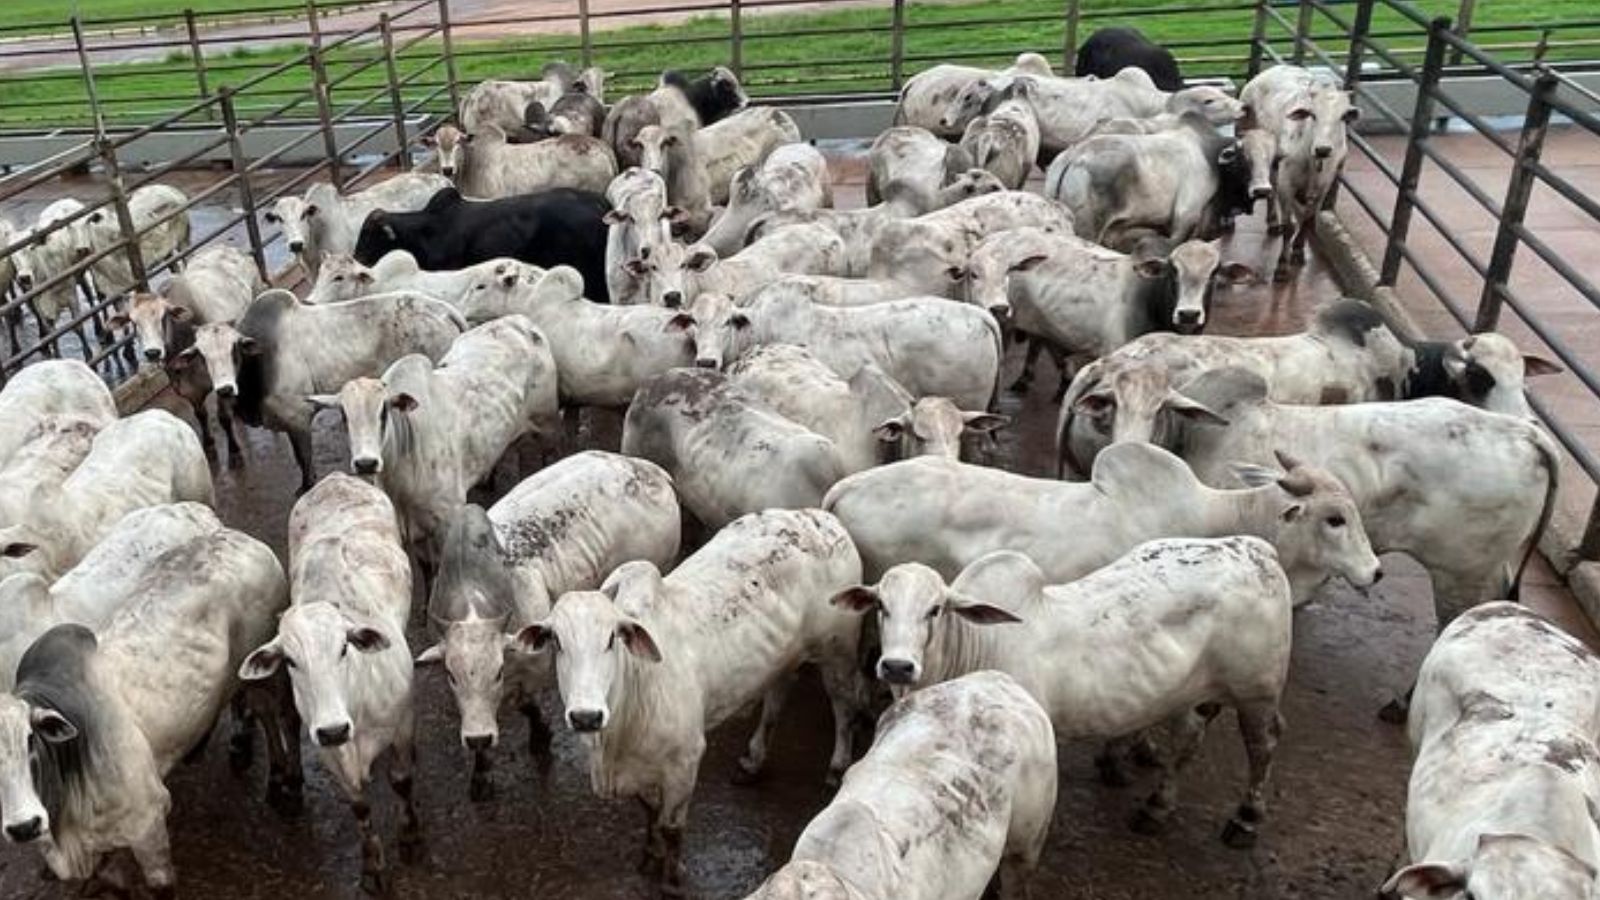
{"left": 731, "top": 760, "right": 765, "bottom": 787}
{"left": 1272, "top": 267, "right": 1292, "bottom": 285}
{"left": 359, "top": 867, "right": 390, "bottom": 896}
{"left": 469, "top": 774, "right": 495, "bottom": 802}
{"left": 1129, "top": 805, "right": 1171, "bottom": 836}
{"left": 1221, "top": 817, "right": 1259, "bottom": 849}
{"left": 1378, "top": 697, "right": 1410, "bottom": 725}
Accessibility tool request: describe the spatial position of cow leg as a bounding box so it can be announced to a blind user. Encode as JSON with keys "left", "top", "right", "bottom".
{"left": 391, "top": 708, "right": 424, "bottom": 863}
{"left": 654, "top": 784, "right": 694, "bottom": 897}
{"left": 1132, "top": 702, "right": 1222, "bottom": 835}
{"left": 735, "top": 671, "right": 797, "bottom": 784}
{"left": 818, "top": 656, "right": 865, "bottom": 789}
{"left": 1272, "top": 222, "right": 1297, "bottom": 284}
{"left": 561, "top": 406, "right": 582, "bottom": 457}
{"left": 217, "top": 395, "right": 246, "bottom": 469}
{"left": 190, "top": 392, "right": 218, "bottom": 461}
{"left": 288, "top": 428, "right": 316, "bottom": 494}
{"left": 523, "top": 700, "right": 553, "bottom": 769}
{"left": 268, "top": 675, "right": 306, "bottom": 814}
{"left": 1289, "top": 211, "right": 1315, "bottom": 266}
{"left": 1010, "top": 337, "right": 1043, "bottom": 393}
{"left": 228, "top": 692, "right": 256, "bottom": 773}
{"left": 1266, "top": 191, "right": 1285, "bottom": 235}
{"left": 1222, "top": 700, "right": 1284, "bottom": 849}
{"left": 30, "top": 305, "right": 57, "bottom": 358}
{"left": 128, "top": 814, "right": 177, "bottom": 899}
{"left": 351, "top": 794, "right": 388, "bottom": 895}
{"left": 1094, "top": 733, "right": 1142, "bottom": 787}
{"left": 1378, "top": 682, "right": 1416, "bottom": 726}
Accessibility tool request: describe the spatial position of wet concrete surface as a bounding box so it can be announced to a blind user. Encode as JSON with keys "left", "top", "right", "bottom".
{"left": 0, "top": 164, "right": 1593, "bottom": 900}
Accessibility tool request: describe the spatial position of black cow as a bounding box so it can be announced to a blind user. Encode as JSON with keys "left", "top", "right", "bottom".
{"left": 354, "top": 187, "right": 612, "bottom": 303}
{"left": 1075, "top": 27, "right": 1184, "bottom": 92}
{"left": 660, "top": 66, "right": 748, "bottom": 126}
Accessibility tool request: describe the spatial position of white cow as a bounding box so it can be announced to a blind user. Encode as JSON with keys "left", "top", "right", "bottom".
{"left": 310, "top": 315, "right": 560, "bottom": 573}
{"left": 84, "top": 184, "right": 191, "bottom": 298}
{"left": 893, "top": 54, "right": 1054, "bottom": 137}
{"left": 199, "top": 288, "right": 465, "bottom": 492}
{"left": 866, "top": 191, "right": 1073, "bottom": 297}
{"left": 239, "top": 474, "right": 419, "bottom": 894}
{"left": 265, "top": 173, "right": 451, "bottom": 278}
{"left": 515, "top": 508, "right": 866, "bottom": 895}
{"left": 700, "top": 143, "right": 833, "bottom": 256}
{"left": 744, "top": 672, "right": 1056, "bottom": 900}
{"left": 417, "top": 451, "right": 680, "bottom": 798}
{"left": 736, "top": 274, "right": 924, "bottom": 309}
{"left": 305, "top": 250, "right": 537, "bottom": 310}
{"left": 0, "top": 410, "right": 214, "bottom": 584}
{"left": 634, "top": 107, "right": 804, "bottom": 231}
{"left": 0, "top": 524, "right": 285, "bottom": 893}
{"left": 459, "top": 265, "right": 694, "bottom": 409}
{"left": 1164, "top": 369, "right": 1560, "bottom": 678}
{"left": 0, "top": 503, "right": 223, "bottom": 689}
{"left": 0, "top": 360, "right": 115, "bottom": 470}
{"left": 959, "top": 78, "right": 1043, "bottom": 189}
{"left": 604, "top": 167, "right": 676, "bottom": 305}
{"left": 838, "top": 538, "right": 1293, "bottom": 844}
{"left": 431, "top": 124, "right": 616, "bottom": 198}
{"left": 459, "top": 69, "right": 583, "bottom": 133}
{"left": 121, "top": 245, "right": 261, "bottom": 363}
{"left": 1241, "top": 65, "right": 1359, "bottom": 282}
{"left": 824, "top": 441, "right": 1381, "bottom": 606}
{"left": 638, "top": 223, "right": 848, "bottom": 309}
{"left": 0, "top": 417, "right": 101, "bottom": 532}
{"left": 18, "top": 199, "right": 94, "bottom": 331}
{"left": 865, "top": 125, "right": 976, "bottom": 204}
{"left": 680, "top": 290, "right": 1002, "bottom": 409}
{"left": 621, "top": 367, "right": 844, "bottom": 528}
{"left": 1384, "top": 603, "right": 1600, "bottom": 900}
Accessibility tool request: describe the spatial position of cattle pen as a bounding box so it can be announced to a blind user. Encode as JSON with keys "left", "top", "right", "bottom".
{"left": 1, "top": 0, "right": 1600, "bottom": 897}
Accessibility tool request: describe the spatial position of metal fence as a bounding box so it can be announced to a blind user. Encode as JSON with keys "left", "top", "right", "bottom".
{"left": 0, "top": 0, "right": 453, "bottom": 386}
{"left": 1253, "top": 0, "right": 1600, "bottom": 558}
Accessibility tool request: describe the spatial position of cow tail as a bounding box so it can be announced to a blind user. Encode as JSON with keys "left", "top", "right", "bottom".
{"left": 1509, "top": 428, "right": 1561, "bottom": 602}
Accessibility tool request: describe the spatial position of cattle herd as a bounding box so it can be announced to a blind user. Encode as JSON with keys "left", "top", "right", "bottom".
{"left": 0, "top": 26, "right": 1590, "bottom": 900}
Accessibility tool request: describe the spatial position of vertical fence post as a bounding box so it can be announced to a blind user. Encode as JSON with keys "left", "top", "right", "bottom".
{"left": 184, "top": 9, "right": 214, "bottom": 121}
{"left": 1473, "top": 70, "right": 1556, "bottom": 332}
{"left": 437, "top": 0, "right": 461, "bottom": 116}
{"left": 1342, "top": 0, "right": 1374, "bottom": 91}
{"left": 1063, "top": 0, "right": 1081, "bottom": 74}
{"left": 1449, "top": 0, "right": 1476, "bottom": 68}
{"left": 305, "top": 0, "right": 343, "bottom": 188}
{"left": 889, "top": 0, "right": 906, "bottom": 92}
{"left": 729, "top": 0, "right": 743, "bottom": 82}
{"left": 1379, "top": 16, "right": 1451, "bottom": 286}
{"left": 1247, "top": 0, "right": 1270, "bottom": 78}
{"left": 1292, "top": 0, "right": 1314, "bottom": 65}
{"left": 219, "top": 89, "right": 269, "bottom": 283}
{"left": 380, "top": 13, "right": 411, "bottom": 170}
{"left": 96, "top": 141, "right": 148, "bottom": 297}
{"left": 72, "top": 17, "right": 106, "bottom": 136}
{"left": 577, "top": 0, "right": 593, "bottom": 70}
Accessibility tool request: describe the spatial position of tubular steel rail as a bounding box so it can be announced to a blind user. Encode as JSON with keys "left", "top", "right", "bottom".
{"left": 1252, "top": 0, "right": 1600, "bottom": 558}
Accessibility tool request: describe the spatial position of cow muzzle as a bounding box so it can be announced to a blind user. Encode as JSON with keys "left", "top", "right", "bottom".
{"left": 4, "top": 816, "right": 43, "bottom": 844}
{"left": 16, "top": 274, "right": 33, "bottom": 291}
{"left": 463, "top": 733, "right": 496, "bottom": 752}
{"left": 1314, "top": 145, "right": 1334, "bottom": 159}
{"left": 567, "top": 708, "right": 606, "bottom": 733}
{"left": 877, "top": 657, "right": 919, "bottom": 686}
{"left": 662, "top": 291, "right": 683, "bottom": 308}
{"left": 144, "top": 348, "right": 164, "bottom": 362}
{"left": 315, "top": 722, "right": 352, "bottom": 747}
{"left": 288, "top": 240, "right": 305, "bottom": 254}
{"left": 1251, "top": 186, "right": 1273, "bottom": 200}
{"left": 441, "top": 167, "right": 456, "bottom": 178}
{"left": 352, "top": 457, "right": 382, "bottom": 476}
{"left": 694, "top": 357, "right": 719, "bottom": 369}
{"left": 1175, "top": 309, "right": 1204, "bottom": 330}
{"left": 215, "top": 384, "right": 238, "bottom": 399}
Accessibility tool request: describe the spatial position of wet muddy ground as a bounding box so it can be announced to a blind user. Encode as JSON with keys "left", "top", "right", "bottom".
{"left": 0, "top": 165, "right": 1592, "bottom": 900}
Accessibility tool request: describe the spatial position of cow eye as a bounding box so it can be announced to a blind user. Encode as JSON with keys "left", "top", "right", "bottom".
{"left": 606, "top": 632, "right": 617, "bottom": 651}
{"left": 340, "top": 644, "right": 349, "bottom": 659}
{"left": 283, "top": 656, "right": 297, "bottom": 670}
{"left": 926, "top": 606, "right": 942, "bottom": 620}
{"left": 1326, "top": 515, "right": 1346, "bottom": 528}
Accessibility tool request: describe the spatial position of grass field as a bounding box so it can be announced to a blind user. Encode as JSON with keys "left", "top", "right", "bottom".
{"left": 6, "top": 0, "right": 379, "bottom": 32}
{"left": 0, "top": 0, "right": 1595, "bottom": 128}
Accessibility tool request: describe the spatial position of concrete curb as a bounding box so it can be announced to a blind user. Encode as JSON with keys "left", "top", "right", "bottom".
{"left": 1313, "top": 208, "right": 1600, "bottom": 626}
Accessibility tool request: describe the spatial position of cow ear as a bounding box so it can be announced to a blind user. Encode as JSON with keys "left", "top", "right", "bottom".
{"left": 1342, "top": 103, "right": 1361, "bottom": 123}
{"left": 168, "top": 304, "right": 194, "bottom": 322}
{"left": 306, "top": 393, "right": 340, "bottom": 412}
{"left": 625, "top": 258, "right": 650, "bottom": 277}
{"left": 602, "top": 210, "right": 630, "bottom": 225}
{"left": 944, "top": 264, "right": 968, "bottom": 282}
{"left": 1073, "top": 391, "right": 1115, "bottom": 417}
{"left": 346, "top": 626, "right": 390, "bottom": 653}
{"left": 664, "top": 206, "right": 689, "bottom": 224}
{"left": 389, "top": 392, "right": 419, "bottom": 413}
{"left": 356, "top": 270, "right": 375, "bottom": 284}
{"left": 962, "top": 411, "right": 1009, "bottom": 434}
{"left": 1380, "top": 862, "right": 1467, "bottom": 899}
{"left": 304, "top": 204, "right": 319, "bottom": 218}
{"left": 729, "top": 312, "right": 751, "bottom": 330}
{"left": 946, "top": 594, "right": 1023, "bottom": 626}
{"left": 1279, "top": 503, "right": 1306, "bottom": 523}
{"left": 616, "top": 620, "right": 662, "bottom": 662}
{"left": 1010, "top": 254, "right": 1048, "bottom": 273}
{"left": 1216, "top": 262, "right": 1257, "bottom": 285}
{"left": 1163, "top": 391, "right": 1229, "bottom": 426}
{"left": 873, "top": 419, "right": 906, "bottom": 443}
{"left": 1288, "top": 107, "right": 1313, "bottom": 122}
{"left": 29, "top": 708, "right": 78, "bottom": 744}
{"left": 684, "top": 247, "right": 718, "bottom": 272}
{"left": 415, "top": 642, "right": 445, "bottom": 665}
{"left": 238, "top": 641, "right": 285, "bottom": 681}
{"left": 168, "top": 348, "right": 198, "bottom": 371}
{"left": 514, "top": 622, "right": 556, "bottom": 654}
{"left": 0, "top": 541, "right": 38, "bottom": 559}
{"left": 238, "top": 336, "right": 262, "bottom": 356}
{"left": 1133, "top": 258, "right": 1168, "bottom": 279}
{"left": 829, "top": 586, "right": 880, "bottom": 613}
{"left": 1524, "top": 354, "right": 1563, "bottom": 377}
{"left": 108, "top": 313, "right": 131, "bottom": 329}
{"left": 1217, "top": 143, "right": 1240, "bottom": 166}
{"left": 664, "top": 312, "right": 694, "bottom": 332}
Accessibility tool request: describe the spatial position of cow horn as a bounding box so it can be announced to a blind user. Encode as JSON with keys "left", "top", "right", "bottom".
{"left": 1277, "top": 469, "right": 1315, "bottom": 497}
{"left": 1273, "top": 449, "right": 1304, "bottom": 473}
